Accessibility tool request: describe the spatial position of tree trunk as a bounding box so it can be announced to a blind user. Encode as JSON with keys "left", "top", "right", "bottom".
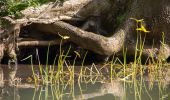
{"left": 0, "top": 0, "right": 170, "bottom": 64}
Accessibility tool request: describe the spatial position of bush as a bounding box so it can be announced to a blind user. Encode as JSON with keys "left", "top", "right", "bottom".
{"left": 0, "top": 0, "right": 60, "bottom": 18}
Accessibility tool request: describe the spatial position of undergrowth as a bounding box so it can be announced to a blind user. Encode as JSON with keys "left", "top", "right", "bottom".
{"left": 21, "top": 22, "right": 169, "bottom": 99}
{"left": 2, "top": 1, "right": 168, "bottom": 98}
{"left": 0, "top": 0, "right": 61, "bottom": 18}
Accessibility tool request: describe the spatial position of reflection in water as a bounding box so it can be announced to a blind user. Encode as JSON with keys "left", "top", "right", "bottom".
{"left": 0, "top": 79, "right": 169, "bottom": 100}
{"left": 0, "top": 64, "right": 170, "bottom": 100}
{"left": 0, "top": 86, "right": 20, "bottom": 100}
{"left": 0, "top": 64, "right": 20, "bottom": 100}
{"left": 76, "top": 81, "right": 124, "bottom": 100}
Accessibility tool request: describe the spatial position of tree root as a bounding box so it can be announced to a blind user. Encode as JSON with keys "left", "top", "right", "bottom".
{"left": 17, "top": 39, "right": 68, "bottom": 47}
{"left": 0, "top": 43, "right": 5, "bottom": 63}
{"left": 1, "top": 0, "right": 170, "bottom": 64}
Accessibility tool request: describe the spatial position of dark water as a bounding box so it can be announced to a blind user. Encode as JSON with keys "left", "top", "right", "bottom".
{"left": 0, "top": 64, "right": 170, "bottom": 100}
{"left": 0, "top": 80, "right": 170, "bottom": 100}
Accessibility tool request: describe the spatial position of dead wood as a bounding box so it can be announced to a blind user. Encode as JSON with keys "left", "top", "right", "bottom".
{"left": 1, "top": 0, "right": 170, "bottom": 64}
{"left": 17, "top": 39, "right": 67, "bottom": 47}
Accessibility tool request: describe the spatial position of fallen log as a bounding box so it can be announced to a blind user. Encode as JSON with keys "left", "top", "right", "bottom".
{"left": 0, "top": 0, "right": 170, "bottom": 64}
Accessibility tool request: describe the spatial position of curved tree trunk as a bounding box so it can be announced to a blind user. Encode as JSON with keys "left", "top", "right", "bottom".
{"left": 36, "top": 21, "right": 126, "bottom": 55}
{"left": 0, "top": 0, "right": 170, "bottom": 64}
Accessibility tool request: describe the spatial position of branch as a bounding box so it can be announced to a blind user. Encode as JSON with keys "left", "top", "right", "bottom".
{"left": 17, "top": 39, "right": 68, "bottom": 47}
{"left": 49, "top": 21, "right": 126, "bottom": 55}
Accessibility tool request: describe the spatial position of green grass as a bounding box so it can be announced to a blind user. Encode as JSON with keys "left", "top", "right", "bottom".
{"left": 25, "top": 39, "right": 168, "bottom": 100}
{"left": 0, "top": 0, "right": 62, "bottom": 18}
{"left": 11, "top": 7, "right": 168, "bottom": 98}
{"left": 0, "top": 0, "right": 169, "bottom": 98}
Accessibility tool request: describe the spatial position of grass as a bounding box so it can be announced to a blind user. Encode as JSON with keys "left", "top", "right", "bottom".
{"left": 0, "top": 0, "right": 62, "bottom": 18}
{"left": 18, "top": 40, "right": 169, "bottom": 100}
{"left": 23, "top": 30, "right": 169, "bottom": 100}
{"left": 2, "top": 0, "right": 169, "bottom": 98}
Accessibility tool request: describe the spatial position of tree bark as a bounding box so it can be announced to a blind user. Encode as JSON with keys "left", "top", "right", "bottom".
{"left": 1, "top": 0, "right": 170, "bottom": 63}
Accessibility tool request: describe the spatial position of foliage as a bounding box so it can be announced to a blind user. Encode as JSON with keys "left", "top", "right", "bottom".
{"left": 0, "top": 0, "right": 59, "bottom": 18}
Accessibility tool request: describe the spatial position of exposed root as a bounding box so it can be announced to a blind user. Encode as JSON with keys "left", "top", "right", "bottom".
{"left": 1, "top": 0, "right": 170, "bottom": 64}
{"left": 17, "top": 39, "right": 68, "bottom": 47}
{"left": 0, "top": 43, "right": 5, "bottom": 63}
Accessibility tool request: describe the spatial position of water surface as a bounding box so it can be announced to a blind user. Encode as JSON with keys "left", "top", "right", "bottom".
{"left": 0, "top": 64, "right": 170, "bottom": 100}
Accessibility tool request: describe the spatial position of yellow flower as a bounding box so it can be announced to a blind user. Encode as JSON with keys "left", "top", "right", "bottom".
{"left": 136, "top": 24, "right": 150, "bottom": 33}
{"left": 130, "top": 18, "right": 150, "bottom": 33}
{"left": 58, "top": 33, "right": 70, "bottom": 40}
{"left": 63, "top": 36, "right": 70, "bottom": 39}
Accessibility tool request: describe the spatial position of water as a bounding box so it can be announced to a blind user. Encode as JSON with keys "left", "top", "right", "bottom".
{"left": 0, "top": 80, "right": 169, "bottom": 100}
{"left": 0, "top": 64, "right": 170, "bottom": 100}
